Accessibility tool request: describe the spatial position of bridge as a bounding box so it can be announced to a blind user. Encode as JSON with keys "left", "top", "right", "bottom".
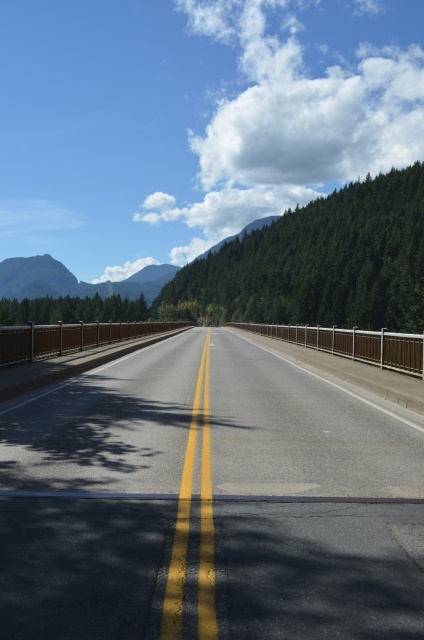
{"left": 1, "top": 326, "right": 424, "bottom": 638}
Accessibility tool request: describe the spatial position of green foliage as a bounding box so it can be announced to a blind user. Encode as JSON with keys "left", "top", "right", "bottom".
{"left": 0, "top": 293, "right": 148, "bottom": 326}
{"left": 153, "top": 162, "right": 424, "bottom": 332}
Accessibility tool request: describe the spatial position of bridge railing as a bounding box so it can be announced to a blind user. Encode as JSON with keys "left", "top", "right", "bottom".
{"left": 226, "top": 323, "right": 424, "bottom": 380}
{"left": 0, "top": 321, "right": 195, "bottom": 367}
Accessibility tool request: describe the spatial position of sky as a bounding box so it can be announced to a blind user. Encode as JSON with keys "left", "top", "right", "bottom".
{"left": 1, "top": 0, "right": 424, "bottom": 284}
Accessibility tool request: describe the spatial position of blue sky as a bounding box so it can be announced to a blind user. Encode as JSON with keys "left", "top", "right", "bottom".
{"left": 1, "top": 0, "right": 424, "bottom": 284}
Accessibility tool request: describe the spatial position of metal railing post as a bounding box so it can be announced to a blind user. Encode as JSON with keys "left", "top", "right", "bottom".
{"left": 380, "top": 327, "right": 387, "bottom": 369}
{"left": 79, "top": 321, "right": 84, "bottom": 351}
{"left": 422, "top": 332, "right": 424, "bottom": 381}
{"left": 332, "top": 325, "right": 337, "bottom": 355}
{"left": 109, "top": 321, "right": 112, "bottom": 344}
{"left": 28, "top": 321, "right": 34, "bottom": 362}
{"left": 317, "top": 325, "right": 321, "bottom": 351}
{"left": 58, "top": 321, "right": 63, "bottom": 356}
{"left": 97, "top": 321, "right": 100, "bottom": 347}
{"left": 304, "top": 324, "right": 308, "bottom": 348}
{"left": 352, "top": 326, "right": 358, "bottom": 361}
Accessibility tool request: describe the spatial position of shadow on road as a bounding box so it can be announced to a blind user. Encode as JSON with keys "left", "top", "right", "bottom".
{"left": 215, "top": 502, "right": 424, "bottom": 640}
{"left": 0, "top": 497, "right": 174, "bottom": 640}
{"left": 1, "top": 498, "right": 423, "bottom": 639}
{"left": 0, "top": 373, "right": 251, "bottom": 492}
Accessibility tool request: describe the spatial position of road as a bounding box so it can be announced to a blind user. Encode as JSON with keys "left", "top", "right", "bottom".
{"left": 1, "top": 327, "right": 424, "bottom": 639}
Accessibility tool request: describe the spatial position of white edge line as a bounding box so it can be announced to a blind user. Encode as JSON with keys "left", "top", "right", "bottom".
{"left": 227, "top": 329, "right": 424, "bottom": 436}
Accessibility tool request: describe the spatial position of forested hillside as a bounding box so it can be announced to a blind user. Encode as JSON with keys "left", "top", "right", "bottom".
{"left": 153, "top": 162, "right": 424, "bottom": 332}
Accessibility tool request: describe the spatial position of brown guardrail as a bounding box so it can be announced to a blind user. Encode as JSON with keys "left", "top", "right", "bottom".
{"left": 0, "top": 321, "right": 195, "bottom": 366}
{"left": 226, "top": 323, "right": 424, "bottom": 380}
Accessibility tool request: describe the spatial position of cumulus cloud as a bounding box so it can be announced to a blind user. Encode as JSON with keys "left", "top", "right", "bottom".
{"left": 92, "top": 257, "right": 159, "bottom": 284}
{"left": 137, "top": 1, "right": 424, "bottom": 265}
{"left": 175, "top": 0, "right": 424, "bottom": 191}
{"left": 170, "top": 237, "right": 214, "bottom": 266}
{"left": 133, "top": 192, "right": 182, "bottom": 225}
{"left": 141, "top": 192, "right": 176, "bottom": 211}
{"left": 189, "top": 39, "right": 424, "bottom": 191}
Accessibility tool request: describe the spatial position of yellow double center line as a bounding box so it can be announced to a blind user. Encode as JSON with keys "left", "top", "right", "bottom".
{"left": 160, "top": 329, "right": 218, "bottom": 640}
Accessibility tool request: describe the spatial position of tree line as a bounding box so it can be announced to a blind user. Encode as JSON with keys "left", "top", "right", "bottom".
{"left": 152, "top": 162, "right": 424, "bottom": 333}
{"left": 0, "top": 293, "right": 148, "bottom": 326}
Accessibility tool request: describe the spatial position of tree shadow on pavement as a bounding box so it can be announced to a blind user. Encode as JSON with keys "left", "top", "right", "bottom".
{"left": 214, "top": 501, "right": 424, "bottom": 640}
{"left": 0, "top": 373, "right": 252, "bottom": 492}
{"left": 0, "top": 497, "right": 175, "bottom": 640}
{"left": 1, "top": 498, "right": 424, "bottom": 640}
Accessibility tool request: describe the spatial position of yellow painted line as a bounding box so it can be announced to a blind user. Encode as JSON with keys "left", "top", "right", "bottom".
{"left": 199, "top": 330, "right": 219, "bottom": 640}
{"left": 160, "top": 331, "right": 211, "bottom": 639}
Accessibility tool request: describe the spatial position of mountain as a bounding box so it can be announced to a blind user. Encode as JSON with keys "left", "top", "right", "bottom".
{"left": 125, "top": 263, "right": 180, "bottom": 285}
{"left": 0, "top": 255, "right": 78, "bottom": 300}
{"left": 0, "top": 255, "right": 180, "bottom": 306}
{"left": 78, "top": 264, "right": 181, "bottom": 305}
{"left": 195, "top": 216, "right": 280, "bottom": 261}
{"left": 152, "top": 162, "right": 424, "bottom": 333}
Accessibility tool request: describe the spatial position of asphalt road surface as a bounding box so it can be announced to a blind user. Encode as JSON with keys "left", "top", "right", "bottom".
{"left": 1, "top": 327, "right": 424, "bottom": 639}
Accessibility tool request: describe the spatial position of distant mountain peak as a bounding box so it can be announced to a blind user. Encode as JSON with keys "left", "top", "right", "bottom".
{"left": 0, "top": 256, "right": 181, "bottom": 306}
{"left": 125, "top": 263, "right": 181, "bottom": 285}
{"left": 195, "top": 215, "right": 280, "bottom": 261}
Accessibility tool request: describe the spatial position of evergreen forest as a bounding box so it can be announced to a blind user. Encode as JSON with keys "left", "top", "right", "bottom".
{"left": 0, "top": 293, "right": 148, "bottom": 326}
{"left": 152, "top": 162, "right": 424, "bottom": 332}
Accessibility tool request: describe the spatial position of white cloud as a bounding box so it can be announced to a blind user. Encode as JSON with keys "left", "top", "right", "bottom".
{"left": 281, "top": 14, "right": 304, "bottom": 35}
{"left": 133, "top": 211, "right": 161, "bottom": 226}
{"left": 133, "top": 192, "right": 182, "bottom": 225}
{"left": 354, "top": 0, "right": 382, "bottom": 16}
{"left": 178, "top": 1, "right": 424, "bottom": 191}
{"left": 92, "top": 257, "right": 159, "bottom": 284}
{"left": 177, "top": 184, "right": 319, "bottom": 237}
{"left": 138, "top": 1, "right": 424, "bottom": 265}
{"left": 191, "top": 40, "right": 424, "bottom": 190}
{"left": 190, "top": 69, "right": 370, "bottom": 189}
{"left": 170, "top": 237, "right": 214, "bottom": 266}
{"left": 141, "top": 192, "right": 176, "bottom": 211}
{"left": 0, "top": 200, "right": 84, "bottom": 237}
{"left": 174, "top": 0, "right": 238, "bottom": 44}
